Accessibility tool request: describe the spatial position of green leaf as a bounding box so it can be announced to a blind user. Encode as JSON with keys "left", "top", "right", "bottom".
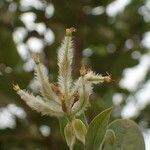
{"left": 99, "top": 129, "right": 116, "bottom": 150}
{"left": 58, "top": 117, "right": 68, "bottom": 137}
{"left": 64, "top": 122, "right": 76, "bottom": 150}
{"left": 72, "top": 119, "right": 87, "bottom": 145}
{"left": 103, "top": 119, "right": 145, "bottom": 150}
{"left": 85, "top": 107, "right": 112, "bottom": 150}
{"left": 77, "top": 112, "right": 88, "bottom": 127}
{"left": 104, "top": 129, "right": 116, "bottom": 145}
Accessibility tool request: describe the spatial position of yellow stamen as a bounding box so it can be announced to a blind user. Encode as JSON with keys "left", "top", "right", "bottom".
{"left": 33, "top": 54, "right": 40, "bottom": 64}
{"left": 66, "top": 27, "right": 76, "bottom": 36}
{"left": 12, "top": 84, "right": 20, "bottom": 92}
{"left": 80, "top": 65, "right": 87, "bottom": 76}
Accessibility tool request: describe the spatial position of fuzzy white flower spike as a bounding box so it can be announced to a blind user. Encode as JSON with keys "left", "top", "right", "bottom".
{"left": 13, "top": 84, "right": 64, "bottom": 117}
{"left": 57, "top": 27, "right": 76, "bottom": 96}
{"left": 34, "top": 55, "right": 60, "bottom": 104}
{"left": 84, "top": 71, "right": 111, "bottom": 84}
{"left": 71, "top": 66, "right": 111, "bottom": 116}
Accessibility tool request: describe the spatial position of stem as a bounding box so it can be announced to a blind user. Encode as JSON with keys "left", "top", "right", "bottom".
{"left": 83, "top": 112, "right": 88, "bottom": 127}
{"left": 69, "top": 146, "right": 73, "bottom": 150}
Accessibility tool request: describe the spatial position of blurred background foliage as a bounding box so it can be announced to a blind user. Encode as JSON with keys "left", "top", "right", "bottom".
{"left": 0, "top": 0, "right": 150, "bottom": 149}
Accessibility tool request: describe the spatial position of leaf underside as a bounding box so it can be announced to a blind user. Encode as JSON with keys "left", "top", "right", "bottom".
{"left": 103, "top": 119, "right": 145, "bottom": 150}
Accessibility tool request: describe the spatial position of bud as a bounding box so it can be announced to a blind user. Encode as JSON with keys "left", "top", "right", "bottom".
{"left": 66, "top": 27, "right": 76, "bottom": 36}
{"left": 13, "top": 84, "right": 20, "bottom": 92}
{"left": 33, "top": 54, "right": 40, "bottom": 64}
{"left": 72, "top": 119, "right": 87, "bottom": 145}
{"left": 80, "top": 65, "right": 87, "bottom": 76}
{"left": 64, "top": 122, "right": 75, "bottom": 150}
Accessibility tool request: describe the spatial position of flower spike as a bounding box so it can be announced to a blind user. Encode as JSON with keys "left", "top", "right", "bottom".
{"left": 13, "top": 84, "right": 64, "bottom": 117}
{"left": 57, "top": 27, "right": 76, "bottom": 110}
{"left": 33, "top": 54, "right": 60, "bottom": 104}
{"left": 84, "top": 71, "right": 111, "bottom": 84}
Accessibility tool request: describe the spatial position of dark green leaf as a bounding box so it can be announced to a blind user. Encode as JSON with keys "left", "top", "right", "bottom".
{"left": 58, "top": 117, "right": 68, "bottom": 137}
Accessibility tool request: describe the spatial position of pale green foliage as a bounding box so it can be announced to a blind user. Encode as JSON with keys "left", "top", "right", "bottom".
{"left": 72, "top": 119, "right": 87, "bottom": 145}
{"left": 64, "top": 122, "right": 76, "bottom": 150}
{"left": 85, "top": 110, "right": 145, "bottom": 150}
{"left": 102, "top": 119, "right": 145, "bottom": 150}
